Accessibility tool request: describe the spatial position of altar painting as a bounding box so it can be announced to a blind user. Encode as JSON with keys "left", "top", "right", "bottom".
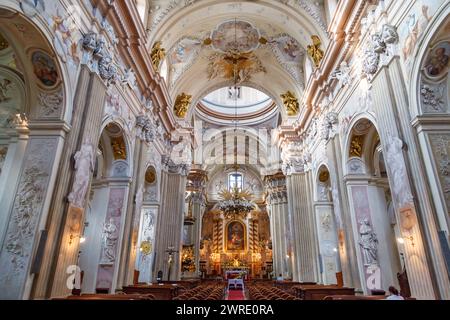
{"left": 226, "top": 221, "right": 246, "bottom": 251}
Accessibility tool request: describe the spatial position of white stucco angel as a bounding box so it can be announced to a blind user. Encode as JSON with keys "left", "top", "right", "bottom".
{"left": 68, "top": 142, "right": 95, "bottom": 208}
{"left": 385, "top": 136, "right": 413, "bottom": 207}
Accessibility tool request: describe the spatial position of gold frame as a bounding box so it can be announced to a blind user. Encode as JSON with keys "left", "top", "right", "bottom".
{"left": 225, "top": 220, "right": 247, "bottom": 252}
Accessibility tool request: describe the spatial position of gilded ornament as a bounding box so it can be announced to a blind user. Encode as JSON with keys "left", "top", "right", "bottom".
{"left": 140, "top": 240, "right": 152, "bottom": 255}
{"left": 174, "top": 92, "right": 192, "bottom": 118}
{"left": 151, "top": 41, "right": 166, "bottom": 71}
{"left": 280, "top": 91, "right": 299, "bottom": 116}
{"left": 349, "top": 135, "right": 364, "bottom": 158}
{"left": 111, "top": 137, "right": 127, "bottom": 160}
{"left": 145, "top": 167, "right": 156, "bottom": 184}
{"left": 307, "top": 35, "right": 324, "bottom": 67}
{"left": 319, "top": 171, "right": 330, "bottom": 182}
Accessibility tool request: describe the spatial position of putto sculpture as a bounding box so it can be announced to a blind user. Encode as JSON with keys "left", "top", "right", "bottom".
{"left": 280, "top": 90, "right": 299, "bottom": 116}
{"left": 174, "top": 92, "right": 192, "bottom": 118}
{"left": 151, "top": 41, "right": 166, "bottom": 71}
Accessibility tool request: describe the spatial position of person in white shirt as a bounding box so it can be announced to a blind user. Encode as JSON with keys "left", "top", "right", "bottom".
{"left": 386, "top": 286, "right": 405, "bottom": 300}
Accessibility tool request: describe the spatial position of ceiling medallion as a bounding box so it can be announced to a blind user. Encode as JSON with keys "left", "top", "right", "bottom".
{"left": 217, "top": 187, "right": 255, "bottom": 220}
{"left": 207, "top": 50, "right": 265, "bottom": 84}
{"left": 210, "top": 20, "right": 260, "bottom": 53}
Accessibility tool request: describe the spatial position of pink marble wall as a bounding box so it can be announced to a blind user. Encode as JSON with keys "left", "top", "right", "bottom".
{"left": 96, "top": 188, "right": 125, "bottom": 292}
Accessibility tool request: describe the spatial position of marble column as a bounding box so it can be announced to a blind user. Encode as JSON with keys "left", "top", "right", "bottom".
{"left": 286, "top": 171, "right": 320, "bottom": 283}
{"left": 264, "top": 173, "right": 290, "bottom": 279}
{"left": 152, "top": 157, "right": 189, "bottom": 281}
{"left": 186, "top": 169, "right": 207, "bottom": 278}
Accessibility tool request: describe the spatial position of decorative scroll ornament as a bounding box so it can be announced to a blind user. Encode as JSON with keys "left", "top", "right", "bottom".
{"left": 307, "top": 35, "right": 324, "bottom": 67}
{"left": 280, "top": 91, "right": 299, "bottom": 116}
{"left": 216, "top": 187, "right": 255, "bottom": 220}
{"left": 151, "top": 41, "right": 166, "bottom": 71}
{"left": 174, "top": 92, "right": 192, "bottom": 118}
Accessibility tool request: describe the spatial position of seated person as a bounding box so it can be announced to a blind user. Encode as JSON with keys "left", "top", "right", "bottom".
{"left": 276, "top": 273, "right": 284, "bottom": 282}
{"left": 385, "top": 286, "right": 404, "bottom": 300}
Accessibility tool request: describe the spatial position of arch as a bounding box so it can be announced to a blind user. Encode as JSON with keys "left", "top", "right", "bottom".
{"left": 0, "top": 4, "right": 74, "bottom": 123}
{"left": 314, "top": 164, "right": 331, "bottom": 202}
{"left": 342, "top": 117, "right": 404, "bottom": 293}
{"left": 342, "top": 114, "right": 381, "bottom": 176}
{"left": 409, "top": 1, "right": 450, "bottom": 118}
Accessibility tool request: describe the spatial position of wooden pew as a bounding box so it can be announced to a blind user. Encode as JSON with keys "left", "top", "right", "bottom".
{"left": 122, "top": 284, "right": 180, "bottom": 300}
{"left": 273, "top": 281, "right": 316, "bottom": 292}
{"left": 323, "top": 295, "right": 385, "bottom": 300}
{"left": 293, "top": 284, "right": 355, "bottom": 300}
{"left": 53, "top": 293, "right": 155, "bottom": 300}
{"left": 161, "top": 280, "right": 200, "bottom": 289}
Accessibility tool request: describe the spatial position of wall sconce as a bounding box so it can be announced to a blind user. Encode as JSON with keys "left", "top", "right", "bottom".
{"left": 69, "top": 234, "right": 86, "bottom": 246}
{"left": 397, "top": 235, "right": 415, "bottom": 247}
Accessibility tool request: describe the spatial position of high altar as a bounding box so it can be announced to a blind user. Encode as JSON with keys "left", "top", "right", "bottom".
{"left": 200, "top": 212, "right": 273, "bottom": 279}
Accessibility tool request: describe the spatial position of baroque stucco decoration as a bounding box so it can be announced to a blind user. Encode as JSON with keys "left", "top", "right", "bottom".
{"left": 0, "top": 137, "right": 58, "bottom": 299}
{"left": 362, "top": 24, "right": 399, "bottom": 80}
{"left": 82, "top": 32, "right": 118, "bottom": 85}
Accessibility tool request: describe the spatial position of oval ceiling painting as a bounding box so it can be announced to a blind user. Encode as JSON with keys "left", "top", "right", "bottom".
{"left": 211, "top": 20, "right": 260, "bottom": 53}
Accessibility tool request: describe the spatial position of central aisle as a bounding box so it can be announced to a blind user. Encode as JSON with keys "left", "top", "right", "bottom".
{"left": 226, "top": 290, "right": 246, "bottom": 300}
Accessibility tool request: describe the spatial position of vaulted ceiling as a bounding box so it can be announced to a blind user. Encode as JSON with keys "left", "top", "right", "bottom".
{"left": 144, "top": 0, "right": 329, "bottom": 123}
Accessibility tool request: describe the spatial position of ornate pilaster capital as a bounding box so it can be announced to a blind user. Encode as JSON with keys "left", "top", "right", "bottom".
{"left": 81, "top": 33, "right": 118, "bottom": 85}
{"left": 362, "top": 24, "right": 398, "bottom": 81}
{"left": 161, "top": 154, "right": 191, "bottom": 176}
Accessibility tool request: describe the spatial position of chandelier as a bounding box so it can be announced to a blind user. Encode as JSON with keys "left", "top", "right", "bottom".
{"left": 217, "top": 187, "right": 255, "bottom": 220}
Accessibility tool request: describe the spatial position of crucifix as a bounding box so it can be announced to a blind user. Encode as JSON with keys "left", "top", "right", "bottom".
{"left": 166, "top": 246, "right": 178, "bottom": 281}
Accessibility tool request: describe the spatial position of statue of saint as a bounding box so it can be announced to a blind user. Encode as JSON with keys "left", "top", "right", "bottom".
{"left": 358, "top": 219, "right": 378, "bottom": 266}
{"left": 101, "top": 217, "right": 118, "bottom": 263}
{"left": 68, "top": 142, "right": 95, "bottom": 208}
